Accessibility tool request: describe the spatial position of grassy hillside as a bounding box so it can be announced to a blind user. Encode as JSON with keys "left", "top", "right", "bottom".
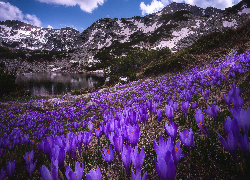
{"left": 143, "top": 16, "right": 250, "bottom": 78}
{"left": 0, "top": 41, "right": 250, "bottom": 179}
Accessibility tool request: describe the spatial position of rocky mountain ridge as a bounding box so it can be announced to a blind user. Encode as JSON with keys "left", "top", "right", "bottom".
{"left": 0, "top": 1, "right": 250, "bottom": 54}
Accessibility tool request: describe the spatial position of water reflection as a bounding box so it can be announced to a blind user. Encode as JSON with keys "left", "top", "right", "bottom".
{"left": 15, "top": 72, "right": 105, "bottom": 96}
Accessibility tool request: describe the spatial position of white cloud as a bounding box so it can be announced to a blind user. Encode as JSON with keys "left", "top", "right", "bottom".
{"left": 160, "top": 0, "right": 171, "bottom": 6}
{"left": 183, "top": 0, "right": 241, "bottom": 10}
{"left": 37, "top": 0, "right": 105, "bottom": 13}
{"left": 0, "top": 1, "right": 41, "bottom": 26}
{"left": 140, "top": 0, "right": 242, "bottom": 15}
{"left": 140, "top": 0, "right": 164, "bottom": 16}
{"left": 47, "top": 25, "right": 53, "bottom": 28}
{"left": 25, "top": 14, "right": 42, "bottom": 27}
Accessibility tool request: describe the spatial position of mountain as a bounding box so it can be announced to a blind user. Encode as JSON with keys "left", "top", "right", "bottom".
{"left": 0, "top": 1, "right": 250, "bottom": 53}
{"left": 0, "top": 20, "right": 82, "bottom": 51}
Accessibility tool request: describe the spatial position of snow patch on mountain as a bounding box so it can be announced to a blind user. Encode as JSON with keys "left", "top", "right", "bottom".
{"left": 223, "top": 19, "right": 238, "bottom": 28}
{"left": 238, "top": 7, "right": 250, "bottom": 15}
{"left": 153, "top": 27, "right": 194, "bottom": 51}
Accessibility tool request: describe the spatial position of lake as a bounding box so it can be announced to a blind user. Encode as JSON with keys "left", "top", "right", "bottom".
{"left": 15, "top": 72, "right": 105, "bottom": 96}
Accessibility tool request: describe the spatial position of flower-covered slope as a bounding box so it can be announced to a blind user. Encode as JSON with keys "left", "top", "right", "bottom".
{"left": 0, "top": 48, "right": 250, "bottom": 179}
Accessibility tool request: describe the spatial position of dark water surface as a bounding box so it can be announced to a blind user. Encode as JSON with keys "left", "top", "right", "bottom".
{"left": 15, "top": 72, "right": 105, "bottom": 96}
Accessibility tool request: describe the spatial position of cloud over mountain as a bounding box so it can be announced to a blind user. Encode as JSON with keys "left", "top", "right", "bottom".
{"left": 0, "top": 1, "right": 41, "bottom": 26}
{"left": 47, "top": 25, "right": 53, "bottom": 29}
{"left": 140, "top": 0, "right": 165, "bottom": 16}
{"left": 140, "top": 0, "right": 242, "bottom": 15}
{"left": 37, "top": 0, "right": 105, "bottom": 13}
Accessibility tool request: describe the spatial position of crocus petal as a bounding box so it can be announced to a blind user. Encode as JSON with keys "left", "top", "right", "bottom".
{"left": 40, "top": 165, "right": 53, "bottom": 180}
{"left": 218, "top": 133, "right": 230, "bottom": 151}
{"left": 86, "top": 166, "right": 102, "bottom": 180}
{"left": 68, "top": 171, "right": 78, "bottom": 180}
{"left": 6, "top": 160, "right": 15, "bottom": 180}
{"left": 121, "top": 145, "right": 132, "bottom": 174}
{"left": 51, "top": 158, "right": 58, "bottom": 180}
{"left": 75, "top": 161, "right": 84, "bottom": 180}
{"left": 172, "top": 141, "right": 184, "bottom": 167}
{"left": 142, "top": 171, "right": 147, "bottom": 180}
{"left": 26, "top": 160, "right": 37, "bottom": 178}
{"left": 0, "top": 167, "right": 6, "bottom": 180}
{"left": 166, "top": 159, "right": 175, "bottom": 180}
{"left": 239, "top": 134, "right": 249, "bottom": 158}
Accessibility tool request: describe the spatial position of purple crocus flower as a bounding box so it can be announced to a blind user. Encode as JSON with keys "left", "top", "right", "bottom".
{"left": 139, "top": 107, "right": 147, "bottom": 116}
{"left": 179, "top": 128, "right": 195, "bottom": 150}
{"left": 231, "top": 95, "right": 244, "bottom": 113}
{"left": 194, "top": 109, "right": 209, "bottom": 137}
{"left": 191, "top": 102, "right": 197, "bottom": 110}
{"left": 82, "top": 131, "right": 93, "bottom": 149}
{"left": 146, "top": 99, "right": 152, "bottom": 113}
{"left": 44, "top": 137, "right": 53, "bottom": 159}
{"left": 88, "top": 122, "right": 93, "bottom": 132}
{"left": 201, "top": 89, "right": 210, "bottom": 102}
{"left": 181, "top": 101, "right": 189, "bottom": 118}
{"left": 223, "top": 117, "right": 240, "bottom": 138}
{"left": 108, "top": 132, "right": 115, "bottom": 146}
{"left": 154, "top": 151, "right": 175, "bottom": 180}
{"left": 0, "top": 148, "right": 5, "bottom": 156}
{"left": 204, "top": 101, "right": 219, "bottom": 121}
{"left": 146, "top": 99, "right": 153, "bottom": 121}
{"left": 86, "top": 165, "right": 102, "bottom": 180}
{"left": 21, "top": 134, "right": 29, "bottom": 145}
{"left": 6, "top": 160, "right": 15, "bottom": 180}
{"left": 139, "top": 113, "right": 149, "bottom": 125}
{"left": 223, "top": 94, "right": 232, "bottom": 109}
{"left": 153, "top": 136, "right": 173, "bottom": 163}
{"left": 218, "top": 116, "right": 240, "bottom": 160}
{"left": 23, "top": 150, "right": 37, "bottom": 178}
{"left": 152, "top": 103, "right": 158, "bottom": 115}
{"left": 65, "top": 161, "right": 84, "bottom": 180}
{"left": 131, "top": 146, "right": 145, "bottom": 171}
{"left": 100, "top": 144, "right": 114, "bottom": 164}
{"left": 165, "top": 104, "right": 174, "bottom": 121}
{"left": 164, "top": 120, "right": 177, "bottom": 139}
{"left": 103, "top": 123, "right": 111, "bottom": 139}
{"left": 173, "top": 101, "right": 178, "bottom": 112}
{"left": 26, "top": 160, "right": 37, "bottom": 178}
{"left": 239, "top": 134, "right": 249, "bottom": 159}
{"left": 57, "top": 146, "right": 66, "bottom": 171}
{"left": 23, "top": 150, "right": 35, "bottom": 165}
{"left": 121, "top": 144, "right": 132, "bottom": 175}
{"left": 0, "top": 167, "right": 6, "bottom": 180}
{"left": 131, "top": 168, "right": 147, "bottom": 180}
{"left": 127, "top": 124, "right": 142, "bottom": 148}
{"left": 65, "top": 138, "right": 77, "bottom": 159}
{"left": 157, "top": 109, "right": 162, "bottom": 123}
{"left": 113, "top": 133, "right": 124, "bottom": 158}
{"left": 172, "top": 141, "right": 185, "bottom": 167}
{"left": 51, "top": 157, "right": 59, "bottom": 180}
{"left": 185, "top": 91, "right": 192, "bottom": 102}
{"left": 95, "top": 125, "right": 103, "bottom": 139}
{"left": 82, "top": 121, "right": 87, "bottom": 129}
{"left": 218, "top": 130, "right": 239, "bottom": 160}
{"left": 129, "top": 110, "right": 138, "bottom": 125}
{"left": 40, "top": 158, "right": 58, "bottom": 180}
{"left": 167, "top": 99, "right": 174, "bottom": 106}
{"left": 237, "top": 107, "right": 250, "bottom": 136}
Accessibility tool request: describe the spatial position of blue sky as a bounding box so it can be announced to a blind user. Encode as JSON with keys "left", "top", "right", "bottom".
{"left": 0, "top": 0, "right": 242, "bottom": 33}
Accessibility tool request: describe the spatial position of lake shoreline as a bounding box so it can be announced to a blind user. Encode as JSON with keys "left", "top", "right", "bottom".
{"left": 14, "top": 71, "right": 106, "bottom": 96}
